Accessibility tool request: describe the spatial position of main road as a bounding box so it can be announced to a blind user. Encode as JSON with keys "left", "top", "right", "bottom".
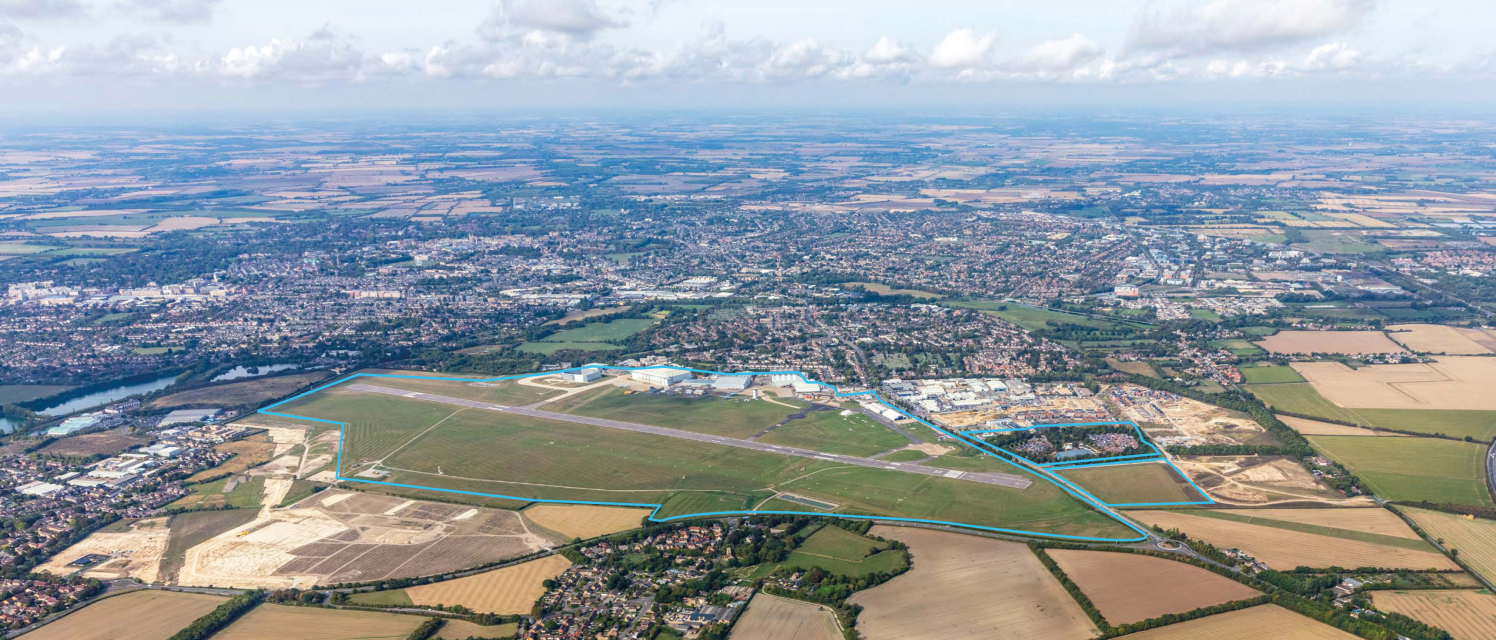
{"left": 345, "top": 383, "right": 1032, "bottom": 490}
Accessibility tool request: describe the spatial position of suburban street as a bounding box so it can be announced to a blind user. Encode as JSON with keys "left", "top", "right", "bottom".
{"left": 345, "top": 383, "right": 1033, "bottom": 489}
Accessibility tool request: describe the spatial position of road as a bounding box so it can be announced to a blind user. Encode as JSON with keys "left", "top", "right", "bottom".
{"left": 345, "top": 383, "right": 1033, "bottom": 489}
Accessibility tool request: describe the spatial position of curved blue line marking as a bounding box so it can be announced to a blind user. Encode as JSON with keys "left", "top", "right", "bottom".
{"left": 258, "top": 365, "right": 1213, "bottom": 542}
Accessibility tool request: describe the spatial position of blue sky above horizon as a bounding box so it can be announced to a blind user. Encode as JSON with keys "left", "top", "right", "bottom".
{"left": 4, "top": 0, "right": 1496, "bottom": 113}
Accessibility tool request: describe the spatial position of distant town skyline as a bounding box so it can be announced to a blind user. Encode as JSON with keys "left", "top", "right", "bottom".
{"left": 4, "top": 0, "right": 1496, "bottom": 112}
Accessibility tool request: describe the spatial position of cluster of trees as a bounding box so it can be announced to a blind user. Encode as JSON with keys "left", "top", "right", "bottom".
{"left": 983, "top": 424, "right": 1153, "bottom": 464}
{"left": 166, "top": 590, "right": 264, "bottom": 640}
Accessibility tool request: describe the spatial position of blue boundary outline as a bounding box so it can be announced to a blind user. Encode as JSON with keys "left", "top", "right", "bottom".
{"left": 257, "top": 365, "right": 1215, "bottom": 542}
{"left": 961, "top": 420, "right": 1211, "bottom": 506}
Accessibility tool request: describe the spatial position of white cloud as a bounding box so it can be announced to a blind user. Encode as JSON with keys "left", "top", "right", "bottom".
{"left": 928, "top": 28, "right": 996, "bottom": 71}
{"left": 115, "top": 0, "right": 221, "bottom": 24}
{"left": 1008, "top": 33, "right": 1103, "bottom": 74}
{"left": 1301, "top": 42, "right": 1363, "bottom": 72}
{"left": 2, "top": 45, "right": 63, "bottom": 73}
{"left": 863, "top": 36, "right": 913, "bottom": 65}
{"left": 1128, "top": 0, "right": 1374, "bottom": 55}
{"left": 215, "top": 30, "right": 368, "bottom": 83}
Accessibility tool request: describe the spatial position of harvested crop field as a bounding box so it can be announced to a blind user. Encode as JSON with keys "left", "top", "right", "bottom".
{"left": 1371, "top": 590, "right": 1496, "bottom": 640}
{"left": 1116, "top": 604, "right": 1358, "bottom": 640}
{"left": 1171, "top": 455, "right": 1362, "bottom": 506}
{"left": 22, "top": 589, "right": 225, "bottom": 640}
{"left": 522, "top": 504, "right": 647, "bottom": 540}
{"left": 434, "top": 620, "right": 518, "bottom": 639}
{"left": 1256, "top": 330, "right": 1407, "bottom": 355}
{"left": 1399, "top": 506, "right": 1496, "bottom": 583}
{"left": 404, "top": 554, "right": 571, "bottom": 614}
{"left": 847, "top": 526, "right": 1097, "bottom": 640}
{"left": 34, "top": 432, "right": 145, "bottom": 458}
{"left": 213, "top": 603, "right": 423, "bottom": 640}
{"left": 730, "top": 593, "right": 842, "bottom": 640}
{"left": 37, "top": 517, "right": 169, "bottom": 582}
{"left": 1292, "top": 358, "right": 1496, "bottom": 411}
{"left": 1278, "top": 415, "right": 1403, "bottom": 437}
{"left": 1130, "top": 510, "right": 1456, "bottom": 570}
{"left": 1385, "top": 324, "right": 1496, "bottom": 355}
{"left": 147, "top": 372, "right": 331, "bottom": 410}
{"left": 1046, "top": 550, "right": 1258, "bottom": 624}
{"left": 1213, "top": 508, "right": 1424, "bottom": 539}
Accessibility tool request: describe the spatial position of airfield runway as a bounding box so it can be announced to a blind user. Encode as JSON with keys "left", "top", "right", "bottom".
{"left": 346, "top": 383, "right": 1032, "bottom": 490}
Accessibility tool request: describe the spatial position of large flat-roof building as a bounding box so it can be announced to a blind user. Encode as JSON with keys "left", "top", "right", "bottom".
{"left": 562, "top": 368, "right": 602, "bottom": 383}
{"left": 631, "top": 367, "right": 693, "bottom": 388}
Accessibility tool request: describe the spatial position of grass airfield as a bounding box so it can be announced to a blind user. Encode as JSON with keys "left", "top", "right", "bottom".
{"left": 268, "top": 372, "right": 1137, "bottom": 540}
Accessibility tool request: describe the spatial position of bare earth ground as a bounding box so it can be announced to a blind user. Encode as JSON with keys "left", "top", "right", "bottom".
{"left": 521, "top": 504, "right": 649, "bottom": 540}
{"left": 1256, "top": 330, "right": 1408, "bottom": 355}
{"left": 36, "top": 517, "right": 170, "bottom": 583}
{"left": 1115, "top": 605, "right": 1359, "bottom": 640}
{"left": 404, "top": 553, "right": 572, "bottom": 614}
{"left": 1171, "top": 455, "right": 1370, "bottom": 506}
{"left": 1292, "top": 358, "right": 1496, "bottom": 411}
{"left": 1372, "top": 590, "right": 1496, "bottom": 640}
{"left": 1385, "top": 324, "right": 1496, "bottom": 355}
{"left": 1130, "top": 511, "right": 1456, "bottom": 571}
{"left": 176, "top": 489, "right": 554, "bottom": 588}
{"left": 20, "top": 590, "right": 225, "bottom": 640}
{"left": 729, "top": 593, "right": 842, "bottom": 640}
{"left": 1114, "top": 385, "right": 1269, "bottom": 447}
{"left": 1278, "top": 415, "right": 1406, "bottom": 437}
{"left": 846, "top": 526, "right": 1097, "bottom": 640}
{"left": 1047, "top": 550, "right": 1259, "bottom": 625}
{"left": 212, "top": 603, "right": 423, "bottom": 640}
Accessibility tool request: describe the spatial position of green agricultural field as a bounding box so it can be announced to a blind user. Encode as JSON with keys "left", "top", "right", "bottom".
{"left": 281, "top": 382, "right": 1132, "bottom": 539}
{"left": 516, "top": 341, "right": 624, "bottom": 354}
{"left": 842, "top": 282, "right": 943, "bottom": 299}
{"left": 795, "top": 524, "right": 886, "bottom": 559}
{"left": 347, "top": 589, "right": 415, "bottom": 606}
{"left": 1307, "top": 435, "right": 1492, "bottom": 507}
{"left": 543, "top": 318, "right": 656, "bottom": 343}
{"left": 1358, "top": 409, "right": 1496, "bottom": 442}
{"left": 1056, "top": 462, "right": 1203, "bottom": 505}
{"left": 756, "top": 407, "right": 911, "bottom": 457}
{"left": 1189, "top": 308, "right": 1223, "bottom": 321}
{"left": 1239, "top": 365, "right": 1306, "bottom": 384}
{"left": 170, "top": 475, "right": 266, "bottom": 510}
{"left": 778, "top": 526, "right": 907, "bottom": 577}
{"left": 946, "top": 300, "right": 1131, "bottom": 332}
{"left": 1246, "top": 383, "right": 1367, "bottom": 424}
{"left": 0, "top": 242, "right": 57, "bottom": 254}
{"left": 547, "top": 386, "right": 801, "bottom": 439}
{"left": 1209, "top": 339, "right": 1264, "bottom": 356}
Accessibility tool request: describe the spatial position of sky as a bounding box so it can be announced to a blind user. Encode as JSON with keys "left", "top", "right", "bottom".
{"left": 3, "top": 0, "right": 1496, "bottom": 114}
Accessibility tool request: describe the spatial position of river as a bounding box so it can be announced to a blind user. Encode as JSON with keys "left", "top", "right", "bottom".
{"left": 0, "top": 374, "right": 179, "bottom": 433}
